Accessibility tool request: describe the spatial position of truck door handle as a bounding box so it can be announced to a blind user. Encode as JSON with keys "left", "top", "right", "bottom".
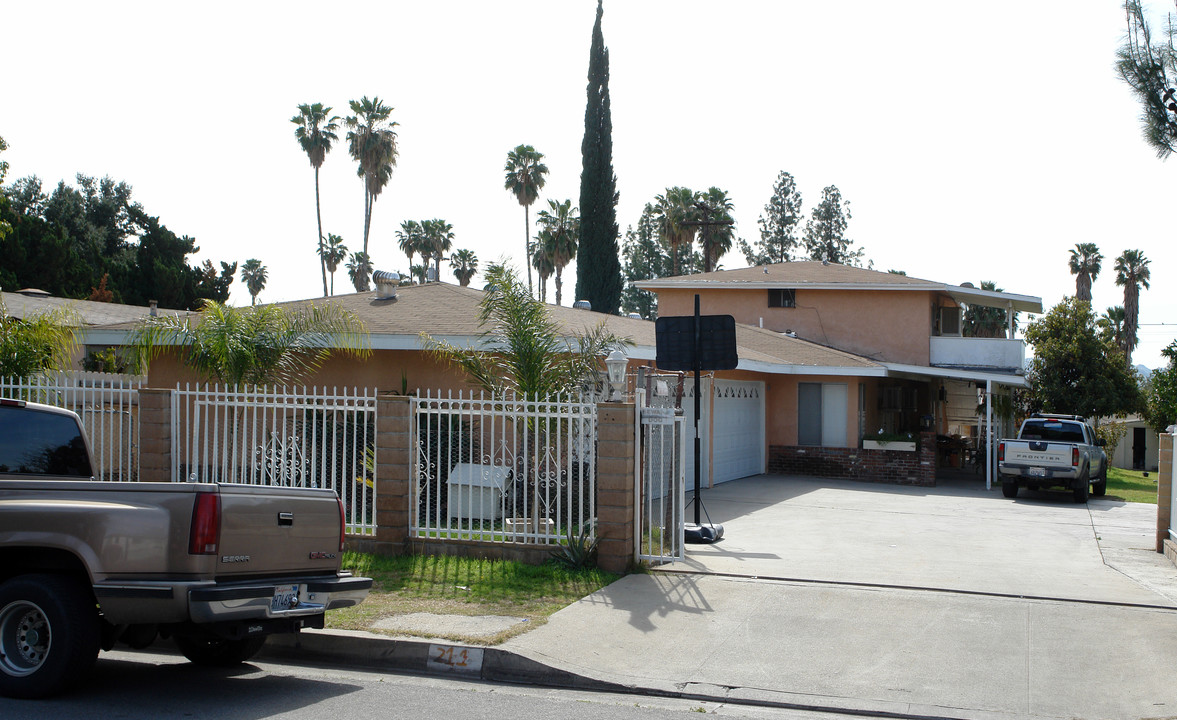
{"left": 278, "top": 512, "right": 294, "bottom": 526}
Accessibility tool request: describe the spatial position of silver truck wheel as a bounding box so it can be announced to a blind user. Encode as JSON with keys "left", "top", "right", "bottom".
{"left": 1073, "top": 471, "right": 1090, "bottom": 503}
{"left": 0, "top": 575, "right": 99, "bottom": 699}
{"left": 1001, "top": 478, "right": 1018, "bottom": 498}
{"left": 174, "top": 635, "right": 267, "bottom": 667}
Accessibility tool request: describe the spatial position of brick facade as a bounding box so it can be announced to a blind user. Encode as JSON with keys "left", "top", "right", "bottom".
{"left": 595, "top": 403, "right": 637, "bottom": 574}
{"left": 767, "top": 431, "right": 937, "bottom": 487}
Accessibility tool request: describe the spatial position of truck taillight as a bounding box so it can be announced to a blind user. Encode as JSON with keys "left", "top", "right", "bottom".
{"left": 337, "top": 496, "right": 346, "bottom": 552}
{"left": 998, "top": 442, "right": 1004, "bottom": 462}
{"left": 189, "top": 492, "right": 220, "bottom": 555}
{"left": 1072, "top": 447, "right": 1080, "bottom": 468}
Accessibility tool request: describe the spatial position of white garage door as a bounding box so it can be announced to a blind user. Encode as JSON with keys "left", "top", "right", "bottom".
{"left": 682, "top": 379, "right": 766, "bottom": 487}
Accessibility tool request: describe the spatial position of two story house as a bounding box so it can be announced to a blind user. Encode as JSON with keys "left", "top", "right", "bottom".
{"left": 637, "top": 261, "right": 1043, "bottom": 488}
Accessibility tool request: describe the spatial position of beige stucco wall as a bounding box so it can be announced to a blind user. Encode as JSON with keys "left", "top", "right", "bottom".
{"left": 655, "top": 287, "right": 938, "bottom": 365}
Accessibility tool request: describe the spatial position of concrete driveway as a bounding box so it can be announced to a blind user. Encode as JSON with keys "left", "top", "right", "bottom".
{"left": 666, "top": 474, "right": 1177, "bottom": 606}
{"left": 503, "top": 474, "right": 1177, "bottom": 719}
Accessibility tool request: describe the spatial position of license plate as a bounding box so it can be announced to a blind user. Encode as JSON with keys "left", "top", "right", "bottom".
{"left": 271, "top": 584, "right": 299, "bottom": 612}
{"left": 1027, "top": 467, "right": 1046, "bottom": 478}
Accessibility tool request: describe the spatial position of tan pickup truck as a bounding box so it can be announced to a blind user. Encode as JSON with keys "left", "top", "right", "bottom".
{"left": 0, "top": 398, "right": 371, "bottom": 698}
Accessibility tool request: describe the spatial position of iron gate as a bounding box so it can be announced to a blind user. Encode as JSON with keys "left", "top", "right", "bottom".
{"left": 635, "top": 388, "right": 685, "bottom": 564}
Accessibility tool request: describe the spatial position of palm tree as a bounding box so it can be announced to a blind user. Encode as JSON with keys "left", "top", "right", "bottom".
{"left": 346, "top": 252, "right": 373, "bottom": 292}
{"left": 423, "top": 263, "right": 626, "bottom": 399}
{"left": 450, "top": 248, "right": 478, "bottom": 287}
{"left": 130, "top": 300, "right": 370, "bottom": 386}
{"left": 1114, "top": 249, "right": 1151, "bottom": 361}
{"left": 346, "top": 96, "right": 398, "bottom": 289}
{"left": 408, "top": 264, "right": 428, "bottom": 285}
{"left": 292, "top": 103, "right": 340, "bottom": 297}
{"left": 396, "top": 220, "right": 425, "bottom": 270}
{"left": 318, "top": 233, "right": 348, "bottom": 296}
{"left": 696, "top": 187, "right": 736, "bottom": 273}
{"left": 240, "top": 259, "right": 268, "bottom": 306}
{"left": 1098, "top": 305, "right": 1127, "bottom": 350}
{"left": 535, "top": 199, "right": 579, "bottom": 306}
{"left": 421, "top": 218, "right": 454, "bottom": 281}
{"left": 1068, "top": 243, "right": 1103, "bottom": 303}
{"left": 503, "top": 145, "right": 549, "bottom": 296}
{"left": 0, "top": 297, "right": 78, "bottom": 378}
{"left": 963, "top": 281, "right": 1011, "bottom": 338}
{"left": 531, "top": 236, "right": 555, "bottom": 302}
{"left": 655, "top": 186, "right": 699, "bottom": 276}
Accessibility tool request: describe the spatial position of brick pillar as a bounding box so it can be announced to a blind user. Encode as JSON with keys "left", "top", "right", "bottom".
{"left": 1158, "top": 433, "right": 1173, "bottom": 554}
{"left": 595, "top": 402, "right": 636, "bottom": 574}
{"left": 138, "top": 388, "right": 172, "bottom": 483}
{"left": 374, "top": 393, "right": 412, "bottom": 555}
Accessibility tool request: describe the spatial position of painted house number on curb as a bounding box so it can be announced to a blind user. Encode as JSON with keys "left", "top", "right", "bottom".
{"left": 427, "top": 644, "right": 484, "bottom": 674}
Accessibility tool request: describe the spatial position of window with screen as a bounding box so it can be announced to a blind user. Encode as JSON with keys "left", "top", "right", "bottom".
{"left": 768, "top": 289, "right": 796, "bottom": 308}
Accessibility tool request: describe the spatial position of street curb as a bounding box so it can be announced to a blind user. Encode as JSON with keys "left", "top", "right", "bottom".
{"left": 259, "top": 629, "right": 1016, "bottom": 720}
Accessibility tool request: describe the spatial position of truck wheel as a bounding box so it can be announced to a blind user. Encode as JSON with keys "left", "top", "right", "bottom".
{"left": 1092, "top": 465, "right": 1107, "bottom": 497}
{"left": 0, "top": 574, "right": 100, "bottom": 699}
{"left": 174, "top": 635, "right": 267, "bottom": 667}
{"left": 1073, "top": 472, "right": 1090, "bottom": 503}
{"left": 1001, "top": 478, "right": 1019, "bottom": 498}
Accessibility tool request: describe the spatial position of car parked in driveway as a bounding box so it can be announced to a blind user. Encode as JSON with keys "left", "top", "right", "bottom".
{"left": 998, "top": 413, "right": 1108, "bottom": 502}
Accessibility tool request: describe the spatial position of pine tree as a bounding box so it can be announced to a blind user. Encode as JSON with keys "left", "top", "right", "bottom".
{"left": 574, "top": 0, "right": 622, "bottom": 314}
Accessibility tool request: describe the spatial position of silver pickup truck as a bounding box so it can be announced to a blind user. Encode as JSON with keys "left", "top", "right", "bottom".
{"left": 998, "top": 413, "right": 1108, "bottom": 503}
{"left": 0, "top": 399, "right": 371, "bottom": 698}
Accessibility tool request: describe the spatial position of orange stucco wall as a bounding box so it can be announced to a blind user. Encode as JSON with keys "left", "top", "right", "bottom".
{"left": 145, "top": 348, "right": 480, "bottom": 394}
{"left": 656, "top": 288, "right": 935, "bottom": 365}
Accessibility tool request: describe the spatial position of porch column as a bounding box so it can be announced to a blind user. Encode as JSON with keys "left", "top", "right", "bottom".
{"left": 596, "top": 401, "right": 637, "bottom": 574}
{"left": 374, "top": 393, "right": 412, "bottom": 555}
{"left": 138, "top": 388, "right": 172, "bottom": 483}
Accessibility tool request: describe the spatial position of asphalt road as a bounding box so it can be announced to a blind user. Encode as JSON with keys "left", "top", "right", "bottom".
{"left": 0, "top": 648, "right": 865, "bottom": 720}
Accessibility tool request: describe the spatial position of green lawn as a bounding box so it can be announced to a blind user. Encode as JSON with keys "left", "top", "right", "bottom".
{"left": 1105, "top": 466, "right": 1161, "bottom": 504}
{"left": 328, "top": 552, "right": 618, "bottom": 645}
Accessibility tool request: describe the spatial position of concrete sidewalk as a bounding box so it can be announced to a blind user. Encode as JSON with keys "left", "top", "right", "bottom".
{"left": 266, "top": 474, "right": 1177, "bottom": 720}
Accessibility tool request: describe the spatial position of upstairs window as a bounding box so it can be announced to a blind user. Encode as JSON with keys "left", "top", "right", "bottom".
{"left": 768, "top": 289, "right": 796, "bottom": 308}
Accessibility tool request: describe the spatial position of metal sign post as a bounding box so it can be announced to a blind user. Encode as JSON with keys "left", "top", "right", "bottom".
{"left": 654, "top": 295, "right": 737, "bottom": 543}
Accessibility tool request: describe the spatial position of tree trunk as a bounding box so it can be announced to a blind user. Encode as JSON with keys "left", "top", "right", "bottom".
{"left": 555, "top": 269, "right": 563, "bottom": 306}
{"left": 524, "top": 205, "right": 533, "bottom": 296}
{"left": 315, "top": 167, "right": 328, "bottom": 297}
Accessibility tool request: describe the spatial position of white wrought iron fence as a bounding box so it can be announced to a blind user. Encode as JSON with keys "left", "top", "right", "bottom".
{"left": 412, "top": 390, "right": 597, "bottom": 546}
{"left": 635, "top": 388, "right": 686, "bottom": 564}
{"left": 0, "top": 371, "right": 142, "bottom": 481}
{"left": 172, "top": 384, "right": 378, "bottom": 535}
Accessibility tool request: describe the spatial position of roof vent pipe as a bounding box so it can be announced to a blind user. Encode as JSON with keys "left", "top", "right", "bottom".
{"left": 372, "top": 270, "right": 401, "bottom": 300}
{"left": 149, "top": 300, "right": 158, "bottom": 317}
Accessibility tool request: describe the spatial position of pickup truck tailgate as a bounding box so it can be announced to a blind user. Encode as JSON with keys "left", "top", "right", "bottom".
{"left": 214, "top": 484, "right": 342, "bottom": 577}
{"left": 1005, "top": 442, "right": 1071, "bottom": 467}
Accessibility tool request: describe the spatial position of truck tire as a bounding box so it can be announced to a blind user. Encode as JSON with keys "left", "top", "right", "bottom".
{"left": 1001, "top": 477, "right": 1019, "bottom": 498}
{"left": 174, "top": 635, "right": 267, "bottom": 667}
{"left": 1092, "top": 464, "right": 1107, "bottom": 497}
{"left": 1073, "top": 470, "right": 1090, "bottom": 503}
{"left": 0, "top": 574, "right": 100, "bottom": 699}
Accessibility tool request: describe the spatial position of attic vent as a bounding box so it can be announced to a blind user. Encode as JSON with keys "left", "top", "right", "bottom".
{"left": 573, "top": 300, "right": 592, "bottom": 310}
{"left": 372, "top": 270, "right": 401, "bottom": 300}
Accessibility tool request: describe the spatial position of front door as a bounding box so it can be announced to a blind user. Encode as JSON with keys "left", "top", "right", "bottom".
{"left": 1133, "top": 427, "right": 1146, "bottom": 470}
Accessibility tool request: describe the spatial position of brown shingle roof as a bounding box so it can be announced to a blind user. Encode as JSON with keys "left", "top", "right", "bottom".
{"left": 87, "top": 282, "right": 881, "bottom": 374}
{"left": 2, "top": 291, "right": 184, "bottom": 326}
{"left": 635, "top": 261, "right": 937, "bottom": 289}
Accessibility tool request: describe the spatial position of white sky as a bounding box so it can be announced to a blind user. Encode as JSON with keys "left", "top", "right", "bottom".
{"left": 2, "top": 1, "right": 1174, "bottom": 368}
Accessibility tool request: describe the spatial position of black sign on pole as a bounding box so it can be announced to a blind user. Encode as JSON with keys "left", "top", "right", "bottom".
{"left": 653, "top": 296, "right": 735, "bottom": 543}
{"left": 654, "top": 315, "right": 738, "bottom": 371}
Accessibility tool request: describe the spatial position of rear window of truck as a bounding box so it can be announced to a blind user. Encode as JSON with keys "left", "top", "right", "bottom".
{"left": 1020, "top": 420, "right": 1085, "bottom": 444}
{"left": 0, "top": 405, "right": 93, "bottom": 477}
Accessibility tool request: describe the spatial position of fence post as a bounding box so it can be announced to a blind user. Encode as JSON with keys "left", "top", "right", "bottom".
{"left": 138, "top": 388, "right": 172, "bottom": 483}
{"left": 374, "top": 393, "right": 412, "bottom": 555}
{"left": 1159, "top": 432, "right": 1174, "bottom": 555}
{"left": 596, "top": 401, "right": 637, "bottom": 574}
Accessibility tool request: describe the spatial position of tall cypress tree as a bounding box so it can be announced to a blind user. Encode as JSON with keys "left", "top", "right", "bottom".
{"left": 574, "top": 0, "right": 621, "bottom": 314}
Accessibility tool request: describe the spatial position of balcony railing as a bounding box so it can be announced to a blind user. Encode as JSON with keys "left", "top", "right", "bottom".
{"left": 929, "top": 336, "right": 1025, "bottom": 371}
